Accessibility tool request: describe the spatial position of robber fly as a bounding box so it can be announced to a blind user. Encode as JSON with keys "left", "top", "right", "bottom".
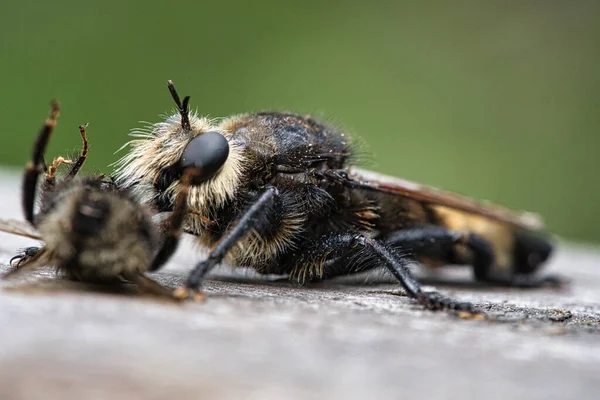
{"left": 113, "top": 81, "right": 558, "bottom": 311}
{"left": 0, "top": 101, "right": 201, "bottom": 299}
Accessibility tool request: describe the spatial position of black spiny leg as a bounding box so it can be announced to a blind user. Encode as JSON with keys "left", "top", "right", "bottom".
{"left": 385, "top": 227, "right": 495, "bottom": 274}
{"left": 473, "top": 266, "right": 566, "bottom": 289}
{"left": 289, "top": 232, "right": 475, "bottom": 312}
{"left": 174, "top": 187, "right": 280, "bottom": 301}
{"left": 385, "top": 227, "right": 563, "bottom": 288}
{"left": 23, "top": 101, "right": 60, "bottom": 225}
{"left": 476, "top": 273, "right": 566, "bottom": 288}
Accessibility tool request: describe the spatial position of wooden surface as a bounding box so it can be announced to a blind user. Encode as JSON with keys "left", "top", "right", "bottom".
{"left": 0, "top": 170, "right": 598, "bottom": 400}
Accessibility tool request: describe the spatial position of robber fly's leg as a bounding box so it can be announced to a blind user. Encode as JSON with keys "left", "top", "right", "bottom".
{"left": 148, "top": 168, "right": 200, "bottom": 272}
{"left": 174, "top": 186, "right": 280, "bottom": 300}
{"left": 385, "top": 227, "right": 563, "bottom": 288}
{"left": 384, "top": 226, "right": 495, "bottom": 273}
{"left": 23, "top": 101, "right": 60, "bottom": 225}
{"left": 473, "top": 270, "right": 567, "bottom": 288}
{"left": 64, "top": 123, "right": 89, "bottom": 181}
{"left": 287, "top": 232, "right": 475, "bottom": 312}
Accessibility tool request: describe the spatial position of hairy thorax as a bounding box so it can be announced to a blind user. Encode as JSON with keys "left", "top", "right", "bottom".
{"left": 114, "top": 111, "right": 355, "bottom": 272}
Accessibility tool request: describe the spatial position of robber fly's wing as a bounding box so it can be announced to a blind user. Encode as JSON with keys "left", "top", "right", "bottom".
{"left": 350, "top": 167, "right": 545, "bottom": 232}
{"left": 0, "top": 219, "right": 42, "bottom": 240}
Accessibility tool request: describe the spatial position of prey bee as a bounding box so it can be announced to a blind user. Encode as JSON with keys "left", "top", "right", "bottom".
{"left": 0, "top": 101, "right": 201, "bottom": 299}
{"left": 113, "top": 81, "right": 558, "bottom": 311}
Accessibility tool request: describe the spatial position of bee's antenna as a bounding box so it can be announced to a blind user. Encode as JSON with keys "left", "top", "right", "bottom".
{"left": 167, "top": 80, "right": 191, "bottom": 131}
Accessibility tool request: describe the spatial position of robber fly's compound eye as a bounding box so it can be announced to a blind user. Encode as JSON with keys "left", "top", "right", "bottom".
{"left": 180, "top": 131, "right": 229, "bottom": 183}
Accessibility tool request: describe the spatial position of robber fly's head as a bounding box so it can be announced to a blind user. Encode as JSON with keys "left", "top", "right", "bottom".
{"left": 113, "top": 81, "right": 244, "bottom": 215}
{"left": 178, "top": 130, "right": 229, "bottom": 184}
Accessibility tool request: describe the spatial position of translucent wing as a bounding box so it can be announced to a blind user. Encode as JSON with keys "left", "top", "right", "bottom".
{"left": 351, "top": 167, "right": 545, "bottom": 232}
{"left": 0, "top": 218, "right": 42, "bottom": 240}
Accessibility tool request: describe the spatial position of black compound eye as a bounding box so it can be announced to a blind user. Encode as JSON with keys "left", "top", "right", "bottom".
{"left": 180, "top": 131, "right": 230, "bottom": 183}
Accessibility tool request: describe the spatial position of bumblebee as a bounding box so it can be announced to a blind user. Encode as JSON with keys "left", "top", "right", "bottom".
{"left": 0, "top": 101, "right": 200, "bottom": 299}
{"left": 113, "top": 81, "right": 558, "bottom": 311}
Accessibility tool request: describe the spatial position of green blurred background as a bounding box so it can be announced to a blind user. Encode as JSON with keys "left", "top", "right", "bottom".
{"left": 0, "top": 1, "right": 598, "bottom": 243}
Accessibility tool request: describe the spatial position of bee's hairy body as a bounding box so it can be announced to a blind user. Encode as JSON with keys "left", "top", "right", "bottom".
{"left": 6, "top": 101, "right": 198, "bottom": 300}
{"left": 116, "top": 110, "right": 551, "bottom": 284}
{"left": 36, "top": 179, "right": 156, "bottom": 281}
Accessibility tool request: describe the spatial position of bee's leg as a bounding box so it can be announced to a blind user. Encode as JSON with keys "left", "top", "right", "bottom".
{"left": 42, "top": 123, "right": 88, "bottom": 189}
{"left": 23, "top": 101, "right": 60, "bottom": 225}
{"left": 3, "top": 246, "right": 50, "bottom": 279}
{"left": 287, "top": 232, "right": 475, "bottom": 312}
{"left": 42, "top": 156, "right": 73, "bottom": 189}
{"left": 64, "top": 123, "right": 89, "bottom": 181}
{"left": 121, "top": 272, "right": 182, "bottom": 301}
{"left": 9, "top": 246, "right": 43, "bottom": 268}
{"left": 174, "top": 186, "right": 280, "bottom": 301}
